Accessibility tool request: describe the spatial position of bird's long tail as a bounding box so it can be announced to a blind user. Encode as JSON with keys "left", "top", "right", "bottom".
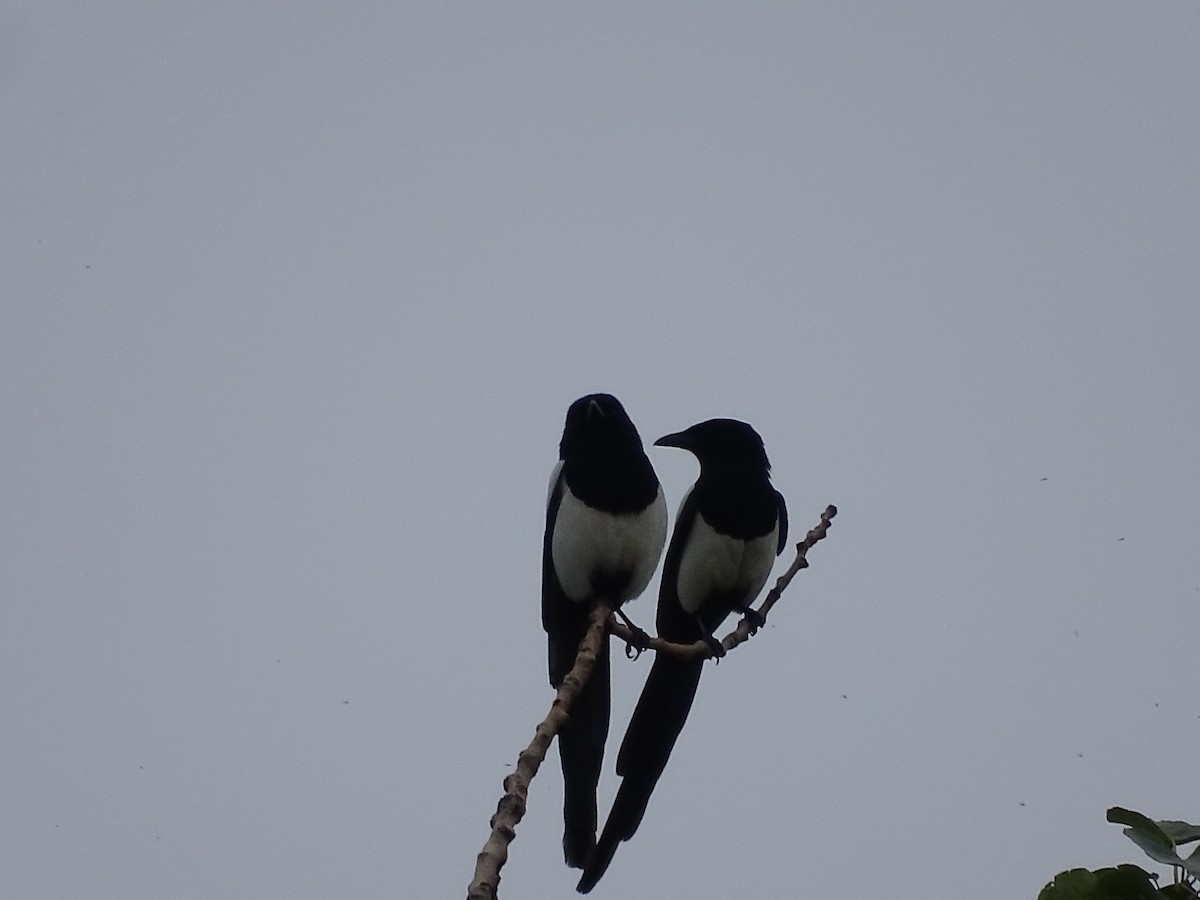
{"left": 558, "top": 634, "right": 611, "bottom": 868}
{"left": 576, "top": 655, "right": 703, "bottom": 893}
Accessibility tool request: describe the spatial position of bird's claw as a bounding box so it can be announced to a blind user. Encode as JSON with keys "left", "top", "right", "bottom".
{"left": 703, "top": 635, "right": 726, "bottom": 660}
{"left": 740, "top": 607, "right": 766, "bottom": 633}
{"left": 623, "top": 626, "right": 652, "bottom": 660}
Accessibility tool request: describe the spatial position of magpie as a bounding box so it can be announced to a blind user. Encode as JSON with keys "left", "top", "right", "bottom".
{"left": 543, "top": 393, "right": 668, "bottom": 869}
{"left": 577, "top": 418, "right": 787, "bottom": 893}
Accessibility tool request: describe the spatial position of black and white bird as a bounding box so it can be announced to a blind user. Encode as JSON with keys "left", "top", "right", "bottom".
{"left": 543, "top": 393, "right": 668, "bottom": 869}
{"left": 577, "top": 418, "right": 787, "bottom": 893}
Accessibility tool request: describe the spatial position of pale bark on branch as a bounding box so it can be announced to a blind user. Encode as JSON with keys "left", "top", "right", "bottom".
{"left": 466, "top": 602, "right": 609, "bottom": 900}
{"left": 465, "top": 504, "right": 838, "bottom": 900}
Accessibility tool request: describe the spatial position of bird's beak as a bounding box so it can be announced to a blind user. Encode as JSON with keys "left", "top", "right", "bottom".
{"left": 586, "top": 397, "right": 605, "bottom": 418}
{"left": 654, "top": 430, "right": 690, "bottom": 449}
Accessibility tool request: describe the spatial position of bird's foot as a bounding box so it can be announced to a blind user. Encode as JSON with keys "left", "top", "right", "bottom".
{"left": 703, "top": 635, "right": 726, "bottom": 660}
{"left": 739, "top": 607, "right": 766, "bottom": 633}
{"left": 613, "top": 608, "right": 651, "bottom": 660}
{"left": 621, "top": 625, "right": 651, "bottom": 660}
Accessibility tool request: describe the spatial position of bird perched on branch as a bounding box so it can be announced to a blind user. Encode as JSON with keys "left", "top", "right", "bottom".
{"left": 543, "top": 393, "right": 667, "bottom": 869}
{"left": 578, "top": 418, "right": 787, "bottom": 893}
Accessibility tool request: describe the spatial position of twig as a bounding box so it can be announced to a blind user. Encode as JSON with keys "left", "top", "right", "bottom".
{"left": 466, "top": 504, "right": 837, "bottom": 898}
{"left": 467, "top": 601, "right": 609, "bottom": 900}
{"left": 609, "top": 504, "right": 838, "bottom": 659}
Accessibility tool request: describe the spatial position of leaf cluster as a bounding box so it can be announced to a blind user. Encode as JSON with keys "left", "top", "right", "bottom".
{"left": 1040, "top": 808, "right": 1200, "bottom": 900}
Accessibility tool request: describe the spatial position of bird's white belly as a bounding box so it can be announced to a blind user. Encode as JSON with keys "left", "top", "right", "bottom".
{"left": 676, "top": 513, "right": 777, "bottom": 615}
{"left": 552, "top": 484, "right": 668, "bottom": 604}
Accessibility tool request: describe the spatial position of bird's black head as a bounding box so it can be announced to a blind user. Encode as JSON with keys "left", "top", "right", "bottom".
{"left": 559, "top": 393, "right": 644, "bottom": 460}
{"left": 654, "top": 418, "right": 771, "bottom": 472}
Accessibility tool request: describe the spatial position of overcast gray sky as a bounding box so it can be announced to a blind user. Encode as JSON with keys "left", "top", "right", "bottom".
{"left": 3, "top": 4, "right": 1198, "bottom": 898}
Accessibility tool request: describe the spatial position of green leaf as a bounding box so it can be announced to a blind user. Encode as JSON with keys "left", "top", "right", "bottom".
{"left": 1039, "top": 868, "right": 1100, "bottom": 900}
{"left": 1039, "top": 866, "right": 1168, "bottom": 900}
{"left": 1093, "top": 865, "right": 1162, "bottom": 900}
{"left": 1158, "top": 821, "right": 1200, "bottom": 847}
{"left": 1109, "top": 808, "right": 1187, "bottom": 869}
{"left": 1182, "top": 844, "right": 1200, "bottom": 878}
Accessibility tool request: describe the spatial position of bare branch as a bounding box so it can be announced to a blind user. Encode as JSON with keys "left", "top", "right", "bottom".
{"left": 467, "top": 601, "right": 609, "bottom": 900}
{"left": 609, "top": 503, "right": 838, "bottom": 660}
{"left": 723, "top": 502, "right": 838, "bottom": 650}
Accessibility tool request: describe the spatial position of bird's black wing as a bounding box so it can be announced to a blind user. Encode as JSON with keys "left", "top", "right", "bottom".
{"left": 775, "top": 487, "right": 789, "bottom": 555}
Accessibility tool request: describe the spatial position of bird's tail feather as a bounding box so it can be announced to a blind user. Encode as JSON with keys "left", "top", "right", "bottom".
{"left": 559, "top": 636, "right": 611, "bottom": 868}
{"left": 576, "top": 656, "right": 703, "bottom": 892}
